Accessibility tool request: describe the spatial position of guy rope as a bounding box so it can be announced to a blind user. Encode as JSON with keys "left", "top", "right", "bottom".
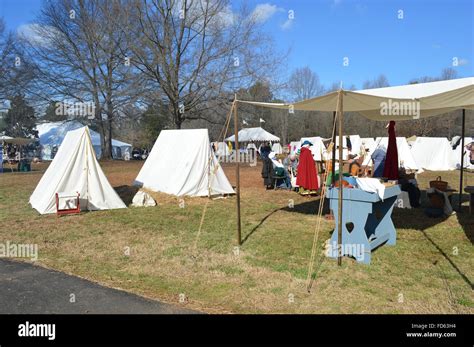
{"left": 192, "top": 101, "right": 235, "bottom": 251}
{"left": 305, "top": 102, "right": 339, "bottom": 292}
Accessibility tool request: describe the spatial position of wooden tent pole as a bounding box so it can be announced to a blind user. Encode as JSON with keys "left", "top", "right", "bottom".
{"left": 234, "top": 95, "right": 242, "bottom": 245}
{"left": 337, "top": 91, "right": 344, "bottom": 266}
{"left": 459, "top": 108, "right": 465, "bottom": 212}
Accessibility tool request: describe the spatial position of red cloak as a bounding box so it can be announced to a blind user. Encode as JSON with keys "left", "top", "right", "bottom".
{"left": 296, "top": 147, "right": 319, "bottom": 190}
{"left": 383, "top": 120, "right": 399, "bottom": 180}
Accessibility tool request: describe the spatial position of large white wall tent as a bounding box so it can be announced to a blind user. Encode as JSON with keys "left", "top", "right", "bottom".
{"left": 225, "top": 127, "right": 280, "bottom": 143}
{"left": 362, "top": 137, "right": 419, "bottom": 172}
{"left": 410, "top": 137, "right": 457, "bottom": 171}
{"left": 134, "top": 129, "right": 235, "bottom": 197}
{"left": 36, "top": 121, "right": 132, "bottom": 160}
{"left": 361, "top": 138, "right": 376, "bottom": 150}
{"left": 30, "top": 127, "right": 127, "bottom": 214}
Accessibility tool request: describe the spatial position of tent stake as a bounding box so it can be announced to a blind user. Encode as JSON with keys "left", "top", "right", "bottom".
{"left": 337, "top": 91, "right": 344, "bottom": 266}
{"left": 459, "top": 108, "right": 465, "bottom": 212}
{"left": 234, "top": 96, "right": 242, "bottom": 245}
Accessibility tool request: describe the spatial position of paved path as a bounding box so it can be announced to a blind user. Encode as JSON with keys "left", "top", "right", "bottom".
{"left": 0, "top": 259, "right": 197, "bottom": 314}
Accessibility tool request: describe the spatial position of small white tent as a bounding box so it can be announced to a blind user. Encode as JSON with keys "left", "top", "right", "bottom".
{"left": 37, "top": 121, "right": 132, "bottom": 160}
{"left": 410, "top": 137, "right": 457, "bottom": 171}
{"left": 300, "top": 136, "right": 328, "bottom": 161}
{"left": 134, "top": 129, "right": 235, "bottom": 197}
{"left": 225, "top": 127, "right": 280, "bottom": 143}
{"left": 212, "top": 141, "right": 231, "bottom": 158}
{"left": 30, "top": 127, "right": 127, "bottom": 214}
{"left": 271, "top": 142, "right": 283, "bottom": 154}
{"left": 362, "top": 137, "right": 419, "bottom": 171}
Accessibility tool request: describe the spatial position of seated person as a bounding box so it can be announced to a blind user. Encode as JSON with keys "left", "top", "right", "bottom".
{"left": 283, "top": 154, "right": 298, "bottom": 175}
{"left": 269, "top": 152, "right": 291, "bottom": 189}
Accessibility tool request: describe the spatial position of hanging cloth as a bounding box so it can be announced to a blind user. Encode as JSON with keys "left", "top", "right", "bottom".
{"left": 383, "top": 121, "right": 399, "bottom": 180}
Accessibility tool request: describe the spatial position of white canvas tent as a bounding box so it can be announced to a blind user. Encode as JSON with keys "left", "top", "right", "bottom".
{"left": 134, "top": 129, "right": 234, "bottom": 197}
{"left": 347, "top": 135, "right": 362, "bottom": 154}
{"left": 37, "top": 121, "right": 132, "bottom": 160}
{"left": 410, "top": 137, "right": 457, "bottom": 171}
{"left": 30, "top": 127, "right": 127, "bottom": 214}
{"left": 225, "top": 127, "right": 280, "bottom": 143}
{"left": 271, "top": 142, "right": 283, "bottom": 154}
{"left": 212, "top": 141, "right": 231, "bottom": 158}
{"left": 360, "top": 137, "right": 419, "bottom": 172}
{"left": 361, "top": 138, "right": 376, "bottom": 150}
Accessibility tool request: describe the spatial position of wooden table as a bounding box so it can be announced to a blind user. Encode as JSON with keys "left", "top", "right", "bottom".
{"left": 327, "top": 184, "right": 401, "bottom": 264}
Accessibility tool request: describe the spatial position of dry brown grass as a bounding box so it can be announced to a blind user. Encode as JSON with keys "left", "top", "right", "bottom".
{"left": 0, "top": 160, "right": 472, "bottom": 314}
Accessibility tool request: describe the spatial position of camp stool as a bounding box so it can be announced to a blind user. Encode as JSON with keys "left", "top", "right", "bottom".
{"left": 55, "top": 192, "right": 81, "bottom": 216}
{"left": 272, "top": 168, "right": 287, "bottom": 189}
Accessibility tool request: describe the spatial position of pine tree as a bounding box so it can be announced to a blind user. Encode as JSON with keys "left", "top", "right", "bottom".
{"left": 4, "top": 95, "right": 37, "bottom": 138}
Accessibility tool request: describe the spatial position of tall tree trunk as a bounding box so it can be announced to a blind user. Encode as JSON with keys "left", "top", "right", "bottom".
{"left": 102, "top": 120, "right": 113, "bottom": 159}
{"left": 101, "top": 98, "right": 114, "bottom": 160}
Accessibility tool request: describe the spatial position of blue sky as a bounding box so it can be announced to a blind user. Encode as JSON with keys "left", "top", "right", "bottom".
{"left": 1, "top": 0, "right": 473, "bottom": 89}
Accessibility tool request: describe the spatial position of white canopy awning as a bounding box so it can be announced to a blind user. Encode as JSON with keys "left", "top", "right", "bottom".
{"left": 226, "top": 127, "right": 280, "bottom": 142}
{"left": 238, "top": 77, "right": 474, "bottom": 120}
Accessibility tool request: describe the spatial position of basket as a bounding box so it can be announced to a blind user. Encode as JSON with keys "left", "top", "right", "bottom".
{"left": 429, "top": 176, "right": 448, "bottom": 191}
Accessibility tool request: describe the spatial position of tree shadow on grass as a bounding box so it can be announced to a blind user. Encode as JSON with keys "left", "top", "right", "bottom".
{"left": 241, "top": 197, "right": 330, "bottom": 245}
{"left": 394, "top": 207, "right": 472, "bottom": 289}
{"left": 420, "top": 228, "right": 473, "bottom": 290}
{"left": 281, "top": 197, "right": 330, "bottom": 216}
{"left": 241, "top": 207, "right": 282, "bottom": 245}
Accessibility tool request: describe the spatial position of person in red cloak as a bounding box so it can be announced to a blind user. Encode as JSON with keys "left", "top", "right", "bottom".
{"left": 383, "top": 120, "right": 399, "bottom": 180}
{"left": 296, "top": 142, "right": 319, "bottom": 190}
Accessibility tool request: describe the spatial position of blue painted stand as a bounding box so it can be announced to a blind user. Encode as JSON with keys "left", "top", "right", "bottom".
{"left": 327, "top": 185, "right": 401, "bottom": 264}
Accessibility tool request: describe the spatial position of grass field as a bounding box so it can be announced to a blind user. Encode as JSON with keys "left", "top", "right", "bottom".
{"left": 0, "top": 160, "right": 472, "bottom": 314}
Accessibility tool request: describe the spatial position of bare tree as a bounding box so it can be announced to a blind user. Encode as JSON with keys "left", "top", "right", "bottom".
{"left": 362, "top": 74, "right": 389, "bottom": 89}
{"left": 0, "top": 18, "right": 34, "bottom": 102}
{"left": 22, "top": 0, "right": 140, "bottom": 159}
{"left": 124, "top": 0, "right": 283, "bottom": 129}
{"left": 287, "top": 66, "right": 324, "bottom": 101}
